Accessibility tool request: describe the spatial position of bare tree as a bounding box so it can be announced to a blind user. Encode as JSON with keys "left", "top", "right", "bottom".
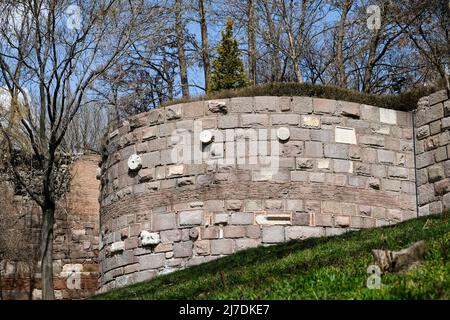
{"left": 175, "top": 0, "right": 190, "bottom": 97}
{"left": 0, "top": 0, "right": 141, "bottom": 299}
{"left": 247, "top": 0, "right": 257, "bottom": 84}
{"left": 394, "top": 0, "right": 450, "bottom": 93}
{"left": 199, "top": 0, "right": 211, "bottom": 91}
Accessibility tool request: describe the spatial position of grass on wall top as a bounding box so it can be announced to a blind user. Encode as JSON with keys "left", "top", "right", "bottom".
{"left": 164, "top": 82, "right": 439, "bottom": 112}
{"left": 93, "top": 213, "right": 450, "bottom": 300}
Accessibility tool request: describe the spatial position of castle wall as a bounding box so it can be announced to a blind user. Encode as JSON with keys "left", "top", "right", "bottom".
{"left": 98, "top": 96, "right": 417, "bottom": 292}
{"left": 414, "top": 90, "right": 450, "bottom": 216}
{"left": 0, "top": 155, "right": 100, "bottom": 300}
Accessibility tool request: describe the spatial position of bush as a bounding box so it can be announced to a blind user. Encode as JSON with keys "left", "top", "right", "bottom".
{"left": 164, "top": 82, "right": 440, "bottom": 112}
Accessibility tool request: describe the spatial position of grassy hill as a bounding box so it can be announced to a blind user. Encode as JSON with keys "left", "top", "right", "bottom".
{"left": 93, "top": 214, "right": 450, "bottom": 300}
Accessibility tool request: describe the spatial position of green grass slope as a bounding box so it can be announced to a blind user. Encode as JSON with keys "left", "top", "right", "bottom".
{"left": 93, "top": 214, "right": 450, "bottom": 300}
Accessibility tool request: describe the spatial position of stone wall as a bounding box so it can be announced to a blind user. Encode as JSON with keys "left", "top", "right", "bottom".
{"left": 0, "top": 155, "right": 100, "bottom": 300}
{"left": 415, "top": 90, "right": 450, "bottom": 216}
{"left": 98, "top": 96, "right": 417, "bottom": 292}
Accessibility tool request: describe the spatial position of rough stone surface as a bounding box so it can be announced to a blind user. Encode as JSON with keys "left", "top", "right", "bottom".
{"left": 97, "top": 95, "right": 439, "bottom": 293}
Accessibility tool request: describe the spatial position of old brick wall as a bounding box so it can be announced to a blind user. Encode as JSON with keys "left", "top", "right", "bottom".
{"left": 415, "top": 90, "right": 450, "bottom": 215}
{"left": 98, "top": 96, "right": 416, "bottom": 292}
{"left": 0, "top": 154, "right": 100, "bottom": 299}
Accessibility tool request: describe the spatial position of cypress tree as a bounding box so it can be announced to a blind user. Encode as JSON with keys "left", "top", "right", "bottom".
{"left": 209, "top": 19, "right": 248, "bottom": 92}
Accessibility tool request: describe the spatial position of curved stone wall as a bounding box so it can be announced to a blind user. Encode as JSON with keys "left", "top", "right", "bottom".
{"left": 98, "top": 96, "right": 416, "bottom": 292}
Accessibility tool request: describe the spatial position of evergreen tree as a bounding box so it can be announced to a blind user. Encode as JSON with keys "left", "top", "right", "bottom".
{"left": 209, "top": 19, "right": 248, "bottom": 92}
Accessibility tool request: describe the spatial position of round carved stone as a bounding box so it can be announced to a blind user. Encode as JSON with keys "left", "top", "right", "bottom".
{"left": 277, "top": 127, "right": 290, "bottom": 141}
{"left": 199, "top": 130, "right": 213, "bottom": 144}
{"left": 127, "top": 154, "right": 142, "bottom": 171}
{"left": 189, "top": 228, "right": 199, "bottom": 239}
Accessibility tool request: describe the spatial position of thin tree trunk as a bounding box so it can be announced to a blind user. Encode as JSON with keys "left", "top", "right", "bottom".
{"left": 363, "top": 28, "right": 381, "bottom": 93}
{"left": 198, "top": 0, "right": 210, "bottom": 92}
{"left": 39, "top": 203, "right": 55, "bottom": 300}
{"left": 247, "top": 0, "right": 256, "bottom": 85}
{"left": 337, "top": 0, "right": 352, "bottom": 87}
{"left": 175, "top": 0, "right": 189, "bottom": 98}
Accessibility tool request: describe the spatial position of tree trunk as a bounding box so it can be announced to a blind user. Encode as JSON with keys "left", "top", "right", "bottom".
{"left": 175, "top": 0, "right": 189, "bottom": 98}
{"left": 337, "top": 0, "right": 352, "bottom": 87}
{"left": 247, "top": 0, "right": 256, "bottom": 85}
{"left": 198, "top": 0, "right": 210, "bottom": 92}
{"left": 363, "top": 28, "right": 381, "bottom": 93}
{"left": 39, "top": 203, "right": 55, "bottom": 300}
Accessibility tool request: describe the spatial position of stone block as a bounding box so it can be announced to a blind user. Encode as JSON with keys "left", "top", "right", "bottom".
{"left": 262, "top": 226, "right": 285, "bottom": 243}
{"left": 290, "top": 128, "right": 310, "bottom": 140}
{"left": 383, "top": 179, "right": 401, "bottom": 192}
{"left": 152, "top": 213, "right": 176, "bottom": 231}
{"left": 154, "top": 243, "right": 173, "bottom": 253}
{"left": 235, "top": 239, "right": 260, "bottom": 251}
{"left": 324, "top": 144, "right": 348, "bottom": 159}
{"left": 341, "top": 203, "right": 358, "bottom": 215}
{"left": 341, "top": 102, "right": 360, "bottom": 118}
{"left": 160, "top": 229, "right": 182, "bottom": 243}
{"left": 314, "top": 214, "right": 334, "bottom": 227}
{"left": 292, "top": 97, "right": 313, "bottom": 114}
{"left": 311, "top": 129, "right": 334, "bottom": 142}
{"left": 322, "top": 201, "right": 341, "bottom": 214}
{"left": 359, "top": 135, "right": 384, "bottom": 147}
{"left": 138, "top": 253, "right": 165, "bottom": 270}
{"left": 377, "top": 150, "right": 395, "bottom": 164}
{"left": 286, "top": 199, "right": 304, "bottom": 212}
{"left": 361, "top": 105, "right": 379, "bottom": 122}
{"left": 271, "top": 114, "right": 299, "bottom": 125}
{"left": 202, "top": 226, "right": 221, "bottom": 239}
{"left": 444, "top": 193, "right": 450, "bottom": 210}
{"left": 435, "top": 146, "right": 447, "bottom": 162}
{"left": 428, "top": 165, "right": 444, "bottom": 182}
{"left": 229, "top": 97, "right": 253, "bottom": 113}
{"left": 379, "top": 108, "right": 397, "bottom": 124}
{"left": 334, "top": 159, "right": 353, "bottom": 173}
{"left": 310, "top": 172, "right": 325, "bottom": 182}
{"left": 296, "top": 158, "right": 314, "bottom": 170}
{"left": 417, "top": 184, "right": 435, "bottom": 205}
{"left": 292, "top": 212, "right": 310, "bottom": 225}
{"left": 334, "top": 216, "right": 350, "bottom": 227}
{"left": 241, "top": 114, "right": 268, "bottom": 127}
{"left": 388, "top": 167, "right": 409, "bottom": 179}
{"left": 218, "top": 115, "right": 239, "bottom": 129}
{"left": 173, "top": 241, "right": 193, "bottom": 258}
{"left": 291, "top": 171, "right": 309, "bottom": 182}
{"left": 416, "top": 152, "right": 435, "bottom": 169}
{"left": 334, "top": 127, "right": 356, "bottom": 144}
{"left": 285, "top": 226, "right": 324, "bottom": 240}
{"left": 427, "top": 102, "right": 444, "bottom": 123}
{"left": 280, "top": 96, "right": 292, "bottom": 111}
{"left": 265, "top": 200, "right": 283, "bottom": 209}
{"left": 166, "top": 165, "right": 184, "bottom": 177}
{"left": 210, "top": 239, "right": 234, "bottom": 255}
{"left": 317, "top": 159, "right": 331, "bottom": 171}
{"left": 183, "top": 101, "right": 205, "bottom": 118}
{"left": 230, "top": 212, "right": 254, "bottom": 225}
{"left": 245, "top": 225, "right": 261, "bottom": 239}
{"left": 178, "top": 211, "right": 203, "bottom": 227}
{"left": 304, "top": 141, "right": 323, "bottom": 157}
{"left": 193, "top": 240, "right": 210, "bottom": 256}
{"left": 244, "top": 200, "right": 263, "bottom": 211}
{"left": 348, "top": 145, "right": 361, "bottom": 159}
{"left": 223, "top": 226, "right": 246, "bottom": 238}
{"left": 301, "top": 115, "right": 320, "bottom": 128}
{"left": 435, "top": 178, "right": 450, "bottom": 195}
{"left": 213, "top": 213, "right": 229, "bottom": 225}
{"left": 313, "top": 98, "right": 336, "bottom": 114}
